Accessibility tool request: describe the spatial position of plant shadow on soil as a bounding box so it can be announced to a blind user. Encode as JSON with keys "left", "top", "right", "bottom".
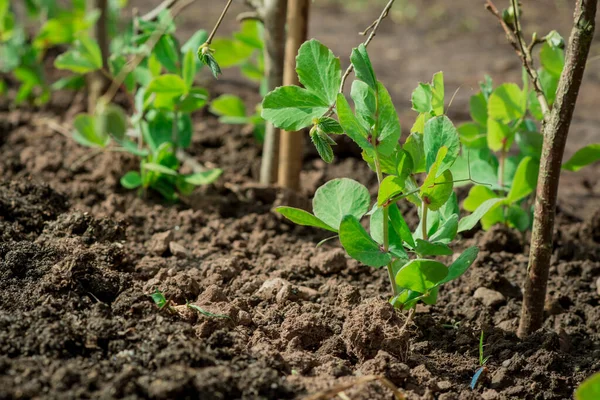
{"left": 2, "top": 1, "right": 600, "bottom": 399}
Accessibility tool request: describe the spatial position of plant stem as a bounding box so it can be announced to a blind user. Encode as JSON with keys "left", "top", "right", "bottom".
{"left": 259, "top": 0, "right": 287, "bottom": 185}
{"left": 421, "top": 202, "right": 428, "bottom": 241}
{"left": 498, "top": 147, "right": 505, "bottom": 189}
{"left": 172, "top": 110, "right": 179, "bottom": 151}
{"left": 518, "top": 0, "right": 597, "bottom": 338}
{"left": 206, "top": 0, "right": 235, "bottom": 45}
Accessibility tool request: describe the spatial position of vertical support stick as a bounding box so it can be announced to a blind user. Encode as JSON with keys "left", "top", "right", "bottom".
{"left": 277, "top": 0, "right": 309, "bottom": 190}
{"left": 518, "top": 0, "right": 597, "bottom": 338}
{"left": 259, "top": 0, "right": 288, "bottom": 184}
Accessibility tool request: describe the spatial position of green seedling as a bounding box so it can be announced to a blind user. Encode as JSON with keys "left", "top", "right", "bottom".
{"left": 470, "top": 331, "right": 490, "bottom": 389}
{"left": 150, "top": 288, "right": 175, "bottom": 313}
{"left": 186, "top": 302, "right": 229, "bottom": 319}
{"left": 454, "top": 31, "right": 600, "bottom": 232}
{"left": 210, "top": 94, "right": 266, "bottom": 143}
{"left": 261, "top": 39, "right": 498, "bottom": 308}
{"left": 56, "top": 9, "right": 222, "bottom": 200}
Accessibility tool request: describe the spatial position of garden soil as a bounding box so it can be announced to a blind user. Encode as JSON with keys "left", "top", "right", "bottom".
{"left": 1, "top": 1, "right": 600, "bottom": 399}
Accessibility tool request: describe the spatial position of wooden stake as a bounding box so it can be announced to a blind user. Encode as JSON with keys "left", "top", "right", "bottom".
{"left": 259, "top": 0, "right": 287, "bottom": 185}
{"left": 277, "top": 0, "right": 309, "bottom": 190}
{"left": 517, "top": 0, "right": 597, "bottom": 338}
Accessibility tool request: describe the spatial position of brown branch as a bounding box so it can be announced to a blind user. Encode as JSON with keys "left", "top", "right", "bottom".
{"left": 518, "top": 0, "right": 597, "bottom": 338}
{"left": 485, "top": 0, "right": 550, "bottom": 121}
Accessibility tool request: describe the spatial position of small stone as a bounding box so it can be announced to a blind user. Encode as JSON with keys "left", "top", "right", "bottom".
{"left": 596, "top": 277, "right": 600, "bottom": 296}
{"left": 481, "top": 389, "right": 500, "bottom": 400}
{"left": 473, "top": 287, "right": 506, "bottom": 307}
{"left": 148, "top": 231, "right": 173, "bottom": 256}
{"left": 237, "top": 310, "right": 252, "bottom": 326}
{"left": 173, "top": 304, "right": 197, "bottom": 323}
{"left": 438, "top": 394, "right": 458, "bottom": 400}
{"left": 491, "top": 367, "right": 512, "bottom": 389}
{"left": 169, "top": 241, "right": 190, "bottom": 258}
{"left": 256, "top": 278, "right": 290, "bottom": 301}
{"left": 497, "top": 318, "right": 517, "bottom": 332}
{"left": 437, "top": 380, "right": 452, "bottom": 391}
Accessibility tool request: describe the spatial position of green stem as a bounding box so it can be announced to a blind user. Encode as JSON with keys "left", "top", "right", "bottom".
{"left": 370, "top": 135, "right": 398, "bottom": 297}
{"left": 421, "top": 201, "right": 428, "bottom": 241}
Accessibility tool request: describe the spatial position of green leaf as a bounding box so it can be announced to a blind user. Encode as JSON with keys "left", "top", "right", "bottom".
{"left": 51, "top": 75, "right": 87, "bottom": 91}
{"left": 507, "top": 205, "right": 530, "bottom": 232}
{"left": 154, "top": 34, "right": 180, "bottom": 73}
{"left": 317, "top": 117, "right": 344, "bottom": 134}
{"left": 350, "top": 44, "right": 377, "bottom": 91}
{"left": 150, "top": 289, "right": 167, "bottom": 308}
{"left": 389, "top": 204, "right": 416, "bottom": 248}
{"left": 313, "top": 178, "right": 371, "bottom": 230}
{"left": 375, "top": 81, "right": 401, "bottom": 156}
{"left": 415, "top": 239, "right": 453, "bottom": 256}
{"left": 54, "top": 37, "right": 102, "bottom": 74}
{"left": 463, "top": 185, "right": 504, "bottom": 230}
{"left": 175, "top": 114, "right": 193, "bottom": 148}
{"left": 516, "top": 130, "right": 543, "bottom": 159}
{"left": 506, "top": 156, "right": 538, "bottom": 203}
{"left": 395, "top": 259, "right": 448, "bottom": 293}
{"left": 72, "top": 114, "right": 109, "bottom": 148}
{"left": 147, "top": 74, "right": 187, "bottom": 96}
{"left": 540, "top": 42, "right": 564, "bottom": 78}
{"left": 121, "top": 171, "right": 142, "bottom": 189}
{"left": 411, "top": 83, "right": 433, "bottom": 114}
{"left": 458, "top": 198, "right": 505, "bottom": 233}
{"left": 184, "top": 169, "right": 222, "bottom": 185}
{"left": 431, "top": 71, "right": 445, "bottom": 116}
{"left": 378, "top": 175, "right": 405, "bottom": 206}
{"left": 576, "top": 373, "right": 600, "bottom": 400}
{"left": 198, "top": 50, "right": 221, "bottom": 78}
{"left": 421, "top": 147, "right": 454, "bottom": 211}
{"left": 262, "top": 86, "right": 329, "bottom": 131}
{"left": 177, "top": 87, "right": 209, "bottom": 113}
{"left": 351, "top": 80, "right": 377, "bottom": 130}
{"left": 311, "top": 128, "right": 335, "bottom": 163}
{"left": 210, "top": 94, "right": 246, "bottom": 117}
{"left": 487, "top": 117, "right": 513, "bottom": 152}
{"left": 97, "top": 103, "right": 127, "bottom": 141}
{"left": 339, "top": 215, "right": 392, "bottom": 268}
{"left": 562, "top": 144, "right": 600, "bottom": 172}
{"left": 429, "top": 214, "right": 458, "bottom": 244}
{"left": 470, "top": 92, "right": 488, "bottom": 127}
{"left": 424, "top": 116, "right": 460, "bottom": 175}
{"left": 143, "top": 162, "right": 178, "bottom": 176}
{"left": 336, "top": 93, "right": 373, "bottom": 153}
{"left": 488, "top": 83, "right": 525, "bottom": 122}
{"left": 296, "top": 39, "right": 341, "bottom": 106}
{"left": 458, "top": 122, "right": 487, "bottom": 149}
{"left": 182, "top": 50, "right": 197, "bottom": 88}
{"left": 403, "top": 132, "right": 426, "bottom": 173}
{"left": 275, "top": 207, "right": 337, "bottom": 232}
{"left": 437, "top": 247, "right": 479, "bottom": 285}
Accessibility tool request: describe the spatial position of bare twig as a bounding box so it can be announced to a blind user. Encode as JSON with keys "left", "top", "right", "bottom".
{"left": 303, "top": 375, "right": 406, "bottom": 400}
{"left": 485, "top": 0, "right": 550, "bottom": 121}
{"left": 338, "top": 0, "right": 396, "bottom": 94}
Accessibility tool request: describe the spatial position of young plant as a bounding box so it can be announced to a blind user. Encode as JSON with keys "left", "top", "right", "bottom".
{"left": 261, "top": 40, "right": 497, "bottom": 307}
{"left": 57, "top": 10, "right": 222, "bottom": 200}
{"left": 470, "top": 331, "right": 490, "bottom": 390}
{"left": 454, "top": 31, "right": 600, "bottom": 232}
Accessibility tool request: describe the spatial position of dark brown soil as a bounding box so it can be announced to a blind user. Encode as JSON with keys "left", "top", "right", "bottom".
{"left": 1, "top": 1, "right": 600, "bottom": 399}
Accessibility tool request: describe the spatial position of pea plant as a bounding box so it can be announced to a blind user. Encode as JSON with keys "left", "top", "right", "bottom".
{"left": 55, "top": 9, "right": 222, "bottom": 200}
{"left": 453, "top": 30, "right": 600, "bottom": 232}
{"left": 260, "top": 40, "right": 499, "bottom": 307}
{"left": 0, "top": 0, "right": 112, "bottom": 104}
